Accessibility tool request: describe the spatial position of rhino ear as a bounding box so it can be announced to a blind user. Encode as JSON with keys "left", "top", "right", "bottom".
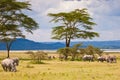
{"left": 15, "top": 62, "right": 19, "bottom": 66}
{"left": 13, "top": 63, "right": 17, "bottom": 66}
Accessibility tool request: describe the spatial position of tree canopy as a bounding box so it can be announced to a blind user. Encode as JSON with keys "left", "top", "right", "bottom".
{"left": 48, "top": 9, "right": 99, "bottom": 47}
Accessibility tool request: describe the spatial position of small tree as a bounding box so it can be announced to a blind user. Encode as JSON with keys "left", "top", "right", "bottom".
{"left": 57, "top": 47, "right": 71, "bottom": 60}
{"left": 85, "top": 45, "right": 96, "bottom": 55}
{"left": 57, "top": 43, "right": 82, "bottom": 61}
{"left": 30, "top": 51, "right": 48, "bottom": 64}
{"left": 94, "top": 48, "right": 103, "bottom": 56}
{"left": 70, "top": 43, "right": 82, "bottom": 61}
{"left": 79, "top": 48, "right": 86, "bottom": 56}
{"left": 80, "top": 45, "right": 103, "bottom": 56}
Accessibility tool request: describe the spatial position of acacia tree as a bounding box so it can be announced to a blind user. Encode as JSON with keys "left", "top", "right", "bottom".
{"left": 0, "top": 31, "right": 25, "bottom": 58}
{"left": 0, "top": 0, "right": 38, "bottom": 58}
{"left": 48, "top": 9, "right": 99, "bottom": 47}
{"left": 29, "top": 51, "right": 48, "bottom": 64}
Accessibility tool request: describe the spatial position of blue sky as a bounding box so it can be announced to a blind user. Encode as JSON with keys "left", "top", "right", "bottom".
{"left": 23, "top": 0, "right": 120, "bottom": 42}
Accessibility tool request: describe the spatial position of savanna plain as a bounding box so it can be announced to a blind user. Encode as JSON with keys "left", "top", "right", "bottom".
{"left": 0, "top": 51, "right": 120, "bottom": 80}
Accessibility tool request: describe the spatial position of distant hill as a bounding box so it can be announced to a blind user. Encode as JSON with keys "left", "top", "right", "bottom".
{"left": 71, "top": 40, "right": 120, "bottom": 49}
{"left": 0, "top": 38, "right": 65, "bottom": 50}
{"left": 0, "top": 38, "right": 120, "bottom": 50}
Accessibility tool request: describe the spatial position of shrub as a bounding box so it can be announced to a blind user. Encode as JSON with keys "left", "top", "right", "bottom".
{"left": 30, "top": 51, "right": 48, "bottom": 64}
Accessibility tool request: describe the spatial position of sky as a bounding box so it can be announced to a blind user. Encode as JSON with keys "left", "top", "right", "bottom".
{"left": 23, "top": 0, "right": 120, "bottom": 42}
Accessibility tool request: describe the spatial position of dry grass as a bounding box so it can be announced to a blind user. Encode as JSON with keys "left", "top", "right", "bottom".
{"left": 0, "top": 51, "right": 31, "bottom": 60}
{"left": 0, "top": 51, "right": 120, "bottom": 80}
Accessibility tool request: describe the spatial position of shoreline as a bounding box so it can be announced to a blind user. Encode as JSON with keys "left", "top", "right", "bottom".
{"left": 0, "top": 50, "right": 57, "bottom": 53}
{"left": 0, "top": 49, "right": 120, "bottom": 52}
{"left": 102, "top": 49, "right": 120, "bottom": 52}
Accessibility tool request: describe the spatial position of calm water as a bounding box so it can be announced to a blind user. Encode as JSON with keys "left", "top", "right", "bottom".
{"left": 0, "top": 49, "right": 120, "bottom": 52}
{"left": 102, "top": 49, "right": 120, "bottom": 52}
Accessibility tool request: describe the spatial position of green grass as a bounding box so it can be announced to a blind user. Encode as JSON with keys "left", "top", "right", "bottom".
{"left": 0, "top": 51, "right": 120, "bottom": 80}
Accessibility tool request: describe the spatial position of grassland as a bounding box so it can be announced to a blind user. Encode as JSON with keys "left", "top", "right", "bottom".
{"left": 0, "top": 51, "right": 120, "bottom": 80}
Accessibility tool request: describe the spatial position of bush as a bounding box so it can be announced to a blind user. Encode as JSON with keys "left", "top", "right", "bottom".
{"left": 29, "top": 51, "right": 48, "bottom": 64}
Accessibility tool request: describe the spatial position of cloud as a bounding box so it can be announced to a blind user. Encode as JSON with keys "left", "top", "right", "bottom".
{"left": 23, "top": 29, "right": 52, "bottom": 42}
{"left": 23, "top": 0, "right": 120, "bottom": 42}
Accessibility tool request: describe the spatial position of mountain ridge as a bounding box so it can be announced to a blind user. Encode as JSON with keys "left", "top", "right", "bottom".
{"left": 0, "top": 38, "right": 120, "bottom": 50}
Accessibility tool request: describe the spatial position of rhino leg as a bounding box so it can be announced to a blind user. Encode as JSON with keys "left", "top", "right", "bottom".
{"left": 1, "top": 64, "right": 7, "bottom": 71}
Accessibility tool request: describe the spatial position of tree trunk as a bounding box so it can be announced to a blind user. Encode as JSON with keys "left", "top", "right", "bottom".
{"left": 66, "top": 38, "right": 70, "bottom": 47}
{"left": 6, "top": 40, "right": 13, "bottom": 58}
{"left": 64, "top": 55, "right": 68, "bottom": 60}
{"left": 7, "top": 49, "right": 10, "bottom": 58}
{"left": 66, "top": 42, "right": 70, "bottom": 47}
{"left": 6, "top": 42, "right": 10, "bottom": 58}
{"left": 71, "top": 54, "right": 75, "bottom": 61}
